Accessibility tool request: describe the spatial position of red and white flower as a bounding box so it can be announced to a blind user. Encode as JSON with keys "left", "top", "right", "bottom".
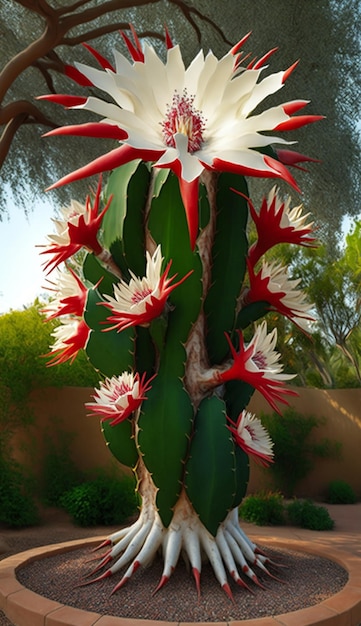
{"left": 86, "top": 371, "right": 154, "bottom": 426}
{"left": 247, "top": 259, "right": 315, "bottom": 331}
{"left": 244, "top": 186, "right": 317, "bottom": 265}
{"left": 42, "top": 266, "right": 88, "bottom": 320}
{"left": 103, "top": 245, "right": 192, "bottom": 332}
{"left": 42, "top": 31, "right": 322, "bottom": 249}
{"left": 227, "top": 410, "right": 274, "bottom": 467}
{"left": 46, "top": 316, "right": 91, "bottom": 366}
{"left": 39, "top": 177, "right": 111, "bottom": 273}
{"left": 216, "top": 321, "right": 296, "bottom": 413}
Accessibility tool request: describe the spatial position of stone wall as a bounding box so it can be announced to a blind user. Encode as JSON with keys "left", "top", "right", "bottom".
{"left": 15, "top": 386, "right": 361, "bottom": 499}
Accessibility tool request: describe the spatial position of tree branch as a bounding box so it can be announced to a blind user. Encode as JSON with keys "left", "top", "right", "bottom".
{"left": 0, "top": 104, "right": 56, "bottom": 169}
{"left": 0, "top": 100, "right": 56, "bottom": 128}
{"left": 60, "top": 0, "right": 159, "bottom": 31}
{"left": 0, "top": 116, "right": 27, "bottom": 169}
{"left": 14, "top": 0, "right": 57, "bottom": 18}
{"left": 168, "top": 0, "right": 233, "bottom": 46}
{"left": 0, "top": 24, "right": 59, "bottom": 102}
{"left": 63, "top": 25, "right": 165, "bottom": 46}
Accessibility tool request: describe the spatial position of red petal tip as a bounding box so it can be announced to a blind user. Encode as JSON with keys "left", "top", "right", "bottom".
{"left": 231, "top": 31, "right": 252, "bottom": 55}
{"left": 282, "top": 59, "right": 300, "bottom": 83}
{"left": 64, "top": 64, "right": 94, "bottom": 87}
{"left": 253, "top": 47, "right": 279, "bottom": 70}
{"left": 165, "top": 25, "right": 174, "bottom": 49}
{"left": 82, "top": 42, "right": 115, "bottom": 71}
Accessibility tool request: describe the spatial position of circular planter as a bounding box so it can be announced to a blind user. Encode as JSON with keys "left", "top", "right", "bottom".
{"left": 1, "top": 536, "right": 361, "bottom": 626}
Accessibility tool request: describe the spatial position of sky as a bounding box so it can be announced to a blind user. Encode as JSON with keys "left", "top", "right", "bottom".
{"left": 0, "top": 199, "right": 55, "bottom": 314}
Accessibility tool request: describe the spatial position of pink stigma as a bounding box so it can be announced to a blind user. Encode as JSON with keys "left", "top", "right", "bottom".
{"left": 131, "top": 287, "right": 153, "bottom": 304}
{"left": 251, "top": 350, "right": 267, "bottom": 370}
{"left": 245, "top": 425, "right": 256, "bottom": 441}
{"left": 110, "top": 382, "right": 132, "bottom": 401}
{"left": 162, "top": 90, "right": 205, "bottom": 153}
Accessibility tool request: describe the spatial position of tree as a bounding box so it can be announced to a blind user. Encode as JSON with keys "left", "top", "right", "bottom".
{"left": 1, "top": 0, "right": 361, "bottom": 245}
{"left": 0, "top": 0, "right": 231, "bottom": 213}
{"left": 266, "top": 221, "right": 361, "bottom": 388}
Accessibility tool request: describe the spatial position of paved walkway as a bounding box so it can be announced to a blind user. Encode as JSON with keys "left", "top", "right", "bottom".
{"left": 242, "top": 502, "right": 361, "bottom": 557}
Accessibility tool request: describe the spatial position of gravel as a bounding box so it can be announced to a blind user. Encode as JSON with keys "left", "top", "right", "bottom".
{"left": 17, "top": 544, "right": 348, "bottom": 622}
{"left": 0, "top": 513, "right": 349, "bottom": 624}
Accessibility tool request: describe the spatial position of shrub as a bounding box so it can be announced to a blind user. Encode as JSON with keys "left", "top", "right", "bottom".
{"left": 41, "top": 433, "right": 85, "bottom": 506}
{"left": 0, "top": 459, "right": 39, "bottom": 528}
{"left": 260, "top": 408, "right": 341, "bottom": 497}
{"left": 287, "top": 499, "right": 334, "bottom": 530}
{"left": 60, "top": 474, "right": 138, "bottom": 526}
{"left": 239, "top": 492, "right": 285, "bottom": 526}
{"left": 325, "top": 480, "right": 357, "bottom": 504}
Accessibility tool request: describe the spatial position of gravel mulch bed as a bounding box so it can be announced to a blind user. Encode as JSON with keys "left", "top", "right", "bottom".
{"left": 17, "top": 544, "right": 348, "bottom": 622}
{"left": 0, "top": 510, "right": 349, "bottom": 624}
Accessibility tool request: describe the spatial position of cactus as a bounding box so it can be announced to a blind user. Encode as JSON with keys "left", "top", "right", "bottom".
{"left": 39, "top": 28, "right": 320, "bottom": 598}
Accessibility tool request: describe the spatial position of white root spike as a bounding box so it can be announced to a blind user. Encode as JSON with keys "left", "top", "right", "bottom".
{"left": 199, "top": 529, "right": 228, "bottom": 588}
{"left": 224, "top": 528, "right": 258, "bottom": 582}
{"left": 216, "top": 527, "right": 250, "bottom": 589}
{"left": 86, "top": 463, "right": 278, "bottom": 596}
{"left": 108, "top": 519, "right": 154, "bottom": 574}
{"left": 132, "top": 514, "right": 164, "bottom": 568}
{"left": 161, "top": 526, "right": 183, "bottom": 579}
{"left": 108, "top": 516, "right": 146, "bottom": 559}
{"left": 182, "top": 524, "right": 201, "bottom": 573}
{"left": 227, "top": 521, "right": 259, "bottom": 563}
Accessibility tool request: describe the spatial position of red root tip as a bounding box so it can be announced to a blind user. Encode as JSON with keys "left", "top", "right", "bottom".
{"left": 91, "top": 539, "right": 111, "bottom": 552}
{"left": 153, "top": 575, "right": 169, "bottom": 594}
{"left": 192, "top": 567, "right": 201, "bottom": 599}
{"left": 222, "top": 583, "right": 235, "bottom": 603}
{"left": 76, "top": 569, "right": 112, "bottom": 587}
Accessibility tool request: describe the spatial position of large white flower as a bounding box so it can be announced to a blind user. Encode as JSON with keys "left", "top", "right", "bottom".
{"left": 247, "top": 259, "right": 315, "bottom": 331}
{"left": 218, "top": 321, "right": 296, "bottom": 413}
{"left": 47, "top": 316, "right": 91, "bottom": 365}
{"left": 227, "top": 411, "right": 274, "bottom": 467}
{"left": 42, "top": 266, "right": 87, "bottom": 320}
{"left": 86, "top": 371, "right": 154, "bottom": 426}
{"left": 42, "top": 31, "right": 322, "bottom": 248}
{"left": 39, "top": 177, "right": 111, "bottom": 272}
{"left": 103, "top": 245, "right": 192, "bottom": 332}
{"left": 245, "top": 186, "right": 317, "bottom": 264}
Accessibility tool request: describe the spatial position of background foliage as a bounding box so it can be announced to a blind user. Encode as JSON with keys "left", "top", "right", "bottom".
{"left": 260, "top": 408, "right": 341, "bottom": 497}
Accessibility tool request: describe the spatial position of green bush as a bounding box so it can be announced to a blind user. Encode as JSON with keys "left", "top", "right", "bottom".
{"left": 41, "top": 433, "right": 85, "bottom": 506}
{"left": 287, "top": 499, "right": 334, "bottom": 530}
{"left": 0, "top": 459, "right": 39, "bottom": 528}
{"left": 239, "top": 492, "right": 285, "bottom": 526}
{"left": 325, "top": 480, "right": 357, "bottom": 504}
{"left": 60, "top": 474, "right": 138, "bottom": 526}
{"left": 260, "top": 408, "right": 341, "bottom": 497}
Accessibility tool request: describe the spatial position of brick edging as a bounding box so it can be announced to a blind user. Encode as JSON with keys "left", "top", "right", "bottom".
{"left": 1, "top": 537, "right": 361, "bottom": 626}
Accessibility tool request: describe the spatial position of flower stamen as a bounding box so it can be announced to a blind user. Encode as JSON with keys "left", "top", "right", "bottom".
{"left": 162, "top": 90, "right": 205, "bottom": 153}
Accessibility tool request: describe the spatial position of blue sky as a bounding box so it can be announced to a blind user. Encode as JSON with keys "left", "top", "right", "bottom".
{"left": 0, "top": 199, "right": 55, "bottom": 313}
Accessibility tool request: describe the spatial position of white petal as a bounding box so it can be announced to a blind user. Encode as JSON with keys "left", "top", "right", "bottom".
{"left": 184, "top": 49, "right": 205, "bottom": 95}
{"left": 76, "top": 96, "right": 127, "bottom": 123}
{"left": 241, "top": 71, "right": 284, "bottom": 117}
{"left": 165, "top": 45, "right": 186, "bottom": 95}
{"left": 156, "top": 133, "right": 204, "bottom": 182}
{"left": 193, "top": 52, "right": 234, "bottom": 116}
